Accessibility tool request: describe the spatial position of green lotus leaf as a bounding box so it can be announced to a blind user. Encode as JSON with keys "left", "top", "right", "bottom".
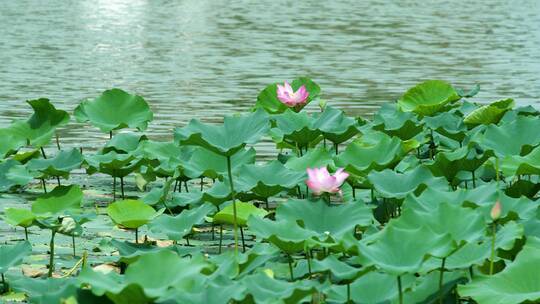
{"left": 134, "top": 140, "right": 187, "bottom": 176}
{"left": 426, "top": 146, "right": 492, "bottom": 185}
{"left": 240, "top": 272, "right": 319, "bottom": 304}
{"left": 473, "top": 116, "right": 540, "bottom": 156}
{"left": 464, "top": 98, "right": 514, "bottom": 126}
{"left": 367, "top": 166, "right": 449, "bottom": 199}
{"left": 373, "top": 103, "right": 424, "bottom": 140}
{"left": 456, "top": 83, "right": 480, "bottom": 98}
{"left": 296, "top": 255, "right": 362, "bottom": 282}
{"left": 285, "top": 147, "right": 334, "bottom": 172}
{"left": 498, "top": 145, "right": 540, "bottom": 177}
{"left": 0, "top": 128, "right": 26, "bottom": 158}
{"left": 275, "top": 199, "right": 374, "bottom": 241}
{"left": 458, "top": 237, "right": 540, "bottom": 304}
{"left": 109, "top": 239, "right": 200, "bottom": 265}
{"left": 403, "top": 270, "right": 467, "bottom": 304}
{"left": 163, "top": 276, "right": 246, "bottom": 304}
{"left": 397, "top": 80, "right": 461, "bottom": 115}
{"left": 103, "top": 132, "right": 148, "bottom": 154}
{"left": 312, "top": 105, "right": 360, "bottom": 144}
{"left": 149, "top": 203, "right": 215, "bottom": 240}
{"left": 334, "top": 132, "right": 406, "bottom": 177}
{"left": 184, "top": 147, "right": 255, "bottom": 179}
{"left": 213, "top": 201, "right": 268, "bottom": 227}
{"left": 6, "top": 98, "right": 69, "bottom": 148}
{"left": 31, "top": 185, "right": 83, "bottom": 217}
{"left": 84, "top": 151, "right": 143, "bottom": 178}
{"left": 247, "top": 216, "right": 317, "bottom": 253}
{"left": 255, "top": 77, "right": 321, "bottom": 114}
{"left": 74, "top": 88, "right": 153, "bottom": 132}
{"left": 422, "top": 111, "right": 467, "bottom": 142}
{"left": 270, "top": 109, "right": 321, "bottom": 148}
{"left": 107, "top": 199, "right": 163, "bottom": 229}
{"left": 9, "top": 277, "right": 77, "bottom": 304}
{"left": 235, "top": 161, "right": 306, "bottom": 198}
{"left": 357, "top": 225, "right": 453, "bottom": 275}
{"left": 202, "top": 180, "right": 233, "bottom": 206}
{"left": 174, "top": 109, "right": 269, "bottom": 157}
{"left": 3, "top": 208, "right": 35, "bottom": 228}
{"left": 0, "top": 159, "right": 35, "bottom": 191}
{"left": 0, "top": 241, "right": 32, "bottom": 273}
{"left": 27, "top": 148, "right": 83, "bottom": 179}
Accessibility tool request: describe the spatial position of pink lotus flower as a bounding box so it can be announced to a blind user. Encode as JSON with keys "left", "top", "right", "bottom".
{"left": 490, "top": 200, "right": 502, "bottom": 221}
{"left": 277, "top": 81, "right": 309, "bottom": 107}
{"left": 306, "top": 167, "right": 349, "bottom": 195}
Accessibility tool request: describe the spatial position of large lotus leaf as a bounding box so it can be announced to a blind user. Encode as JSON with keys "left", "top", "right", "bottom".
{"left": 0, "top": 241, "right": 32, "bottom": 273}
{"left": 348, "top": 271, "right": 405, "bottom": 303}
{"left": 164, "top": 276, "right": 245, "bottom": 304}
{"left": 107, "top": 199, "right": 163, "bottom": 229}
{"left": 247, "top": 216, "right": 317, "bottom": 253}
{"left": 458, "top": 237, "right": 540, "bottom": 304}
{"left": 213, "top": 201, "right": 268, "bottom": 227}
{"left": 397, "top": 80, "right": 460, "bottom": 115}
{"left": 7, "top": 98, "right": 70, "bottom": 148}
{"left": 235, "top": 161, "right": 306, "bottom": 198}
{"left": 356, "top": 226, "right": 453, "bottom": 275}
{"left": 295, "top": 255, "right": 362, "bottom": 282}
{"left": 31, "top": 185, "right": 83, "bottom": 217}
{"left": 149, "top": 203, "right": 215, "bottom": 240}
{"left": 255, "top": 77, "right": 321, "bottom": 114}
{"left": 108, "top": 239, "right": 193, "bottom": 265}
{"left": 0, "top": 159, "right": 35, "bottom": 191}
{"left": 202, "top": 180, "right": 233, "bottom": 206}
{"left": 422, "top": 111, "right": 467, "bottom": 142}
{"left": 0, "top": 128, "right": 26, "bottom": 158}
{"left": 270, "top": 109, "right": 321, "bottom": 147}
{"left": 403, "top": 270, "right": 467, "bottom": 304}
{"left": 183, "top": 147, "right": 255, "bottom": 179}
{"left": 311, "top": 106, "right": 360, "bottom": 144}
{"left": 473, "top": 116, "right": 540, "bottom": 156}
{"left": 498, "top": 145, "right": 540, "bottom": 177}
{"left": 240, "top": 272, "right": 319, "bottom": 304}
{"left": 367, "top": 166, "right": 449, "bottom": 199}
{"left": 84, "top": 151, "right": 143, "bottom": 178}
{"left": 174, "top": 109, "right": 269, "bottom": 157}
{"left": 209, "top": 243, "right": 281, "bottom": 279}
{"left": 3, "top": 208, "right": 35, "bottom": 228}
{"left": 103, "top": 132, "right": 147, "bottom": 153}
{"left": 134, "top": 140, "right": 187, "bottom": 176}
{"left": 74, "top": 88, "right": 153, "bottom": 132}
{"left": 334, "top": 133, "right": 405, "bottom": 176}
{"left": 464, "top": 98, "right": 515, "bottom": 126}
{"left": 9, "top": 277, "right": 77, "bottom": 304}
{"left": 373, "top": 103, "right": 424, "bottom": 140}
{"left": 276, "top": 199, "right": 374, "bottom": 241}
{"left": 285, "top": 147, "right": 334, "bottom": 172}
{"left": 27, "top": 148, "right": 83, "bottom": 178}
{"left": 426, "top": 146, "right": 492, "bottom": 185}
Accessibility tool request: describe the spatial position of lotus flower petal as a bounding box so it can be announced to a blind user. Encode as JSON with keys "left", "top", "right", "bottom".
{"left": 276, "top": 81, "right": 310, "bottom": 107}
{"left": 305, "top": 166, "right": 348, "bottom": 195}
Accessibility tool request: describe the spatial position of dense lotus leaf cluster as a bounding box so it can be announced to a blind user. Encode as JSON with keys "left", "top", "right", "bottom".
{"left": 1, "top": 80, "right": 540, "bottom": 304}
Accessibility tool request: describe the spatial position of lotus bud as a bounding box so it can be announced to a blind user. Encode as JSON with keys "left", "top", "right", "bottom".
{"left": 318, "top": 99, "right": 327, "bottom": 111}
{"left": 490, "top": 201, "right": 502, "bottom": 221}
{"left": 59, "top": 217, "right": 76, "bottom": 234}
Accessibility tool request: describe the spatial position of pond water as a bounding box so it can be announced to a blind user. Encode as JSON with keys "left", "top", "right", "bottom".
{"left": 1, "top": 0, "right": 539, "bottom": 152}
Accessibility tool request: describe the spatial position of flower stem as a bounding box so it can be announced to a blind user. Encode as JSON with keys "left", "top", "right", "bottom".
{"left": 490, "top": 222, "right": 497, "bottom": 275}
{"left": 48, "top": 230, "right": 57, "bottom": 277}
{"left": 226, "top": 156, "right": 239, "bottom": 256}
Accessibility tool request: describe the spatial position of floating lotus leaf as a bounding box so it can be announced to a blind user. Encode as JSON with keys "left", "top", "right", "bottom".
{"left": 0, "top": 128, "right": 26, "bottom": 158}
{"left": 27, "top": 148, "right": 83, "bottom": 179}
{"left": 107, "top": 199, "right": 163, "bottom": 229}
{"left": 464, "top": 98, "right": 514, "bottom": 126}
{"left": 149, "top": 203, "right": 215, "bottom": 240}
{"left": 276, "top": 199, "right": 374, "bottom": 241}
{"left": 473, "top": 116, "right": 540, "bottom": 156}
{"left": 183, "top": 147, "right": 255, "bottom": 179}
{"left": 357, "top": 226, "right": 453, "bottom": 275}
{"left": 397, "top": 80, "right": 461, "bottom": 115}
{"left": 498, "top": 145, "right": 540, "bottom": 177}
{"left": 458, "top": 237, "right": 540, "bottom": 304}
{"left": 247, "top": 217, "right": 317, "bottom": 253}
{"left": 213, "top": 201, "right": 268, "bottom": 227}
{"left": 270, "top": 109, "right": 321, "bottom": 148}
{"left": 312, "top": 105, "right": 360, "bottom": 144}
{"left": 74, "top": 88, "right": 153, "bottom": 132}
{"left": 31, "top": 185, "right": 83, "bottom": 217}
{"left": 373, "top": 103, "right": 424, "bottom": 140}
{"left": 235, "top": 161, "right": 306, "bottom": 198}
{"left": 109, "top": 239, "right": 200, "bottom": 264}
{"left": 9, "top": 277, "right": 77, "bottom": 304}
{"left": 422, "top": 111, "right": 467, "bottom": 142}
{"left": 367, "top": 166, "right": 449, "bottom": 199}
{"left": 6, "top": 98, "right": 69, "bottom": 148}
{"left": 85, "top": 151, "right": 143, "bottom": 178}
{"left": 174, "top": 109, "right": 270, "bottom": 157}
{"left": 255, "top": 77, "right": 321, "bottom": 114}
{"left": 285, "top": 147, "right": 334, "bottom": 172}
{"left": 3, "top": 208, "right": 35, "bottom": 228}
{"left": 426, "top": 146, "right": 492, "bottom": 185}
{"left": 103, "top": 132, "right": 148, "bottom": 153}
{"left": 240, "top": 272, "right": 319, "bottom": 304}
{"left": 0, "top": 159, "right": 35, "bottom": 191}
{"left": 0, "top": 241, "right": 32, "bottom": 273}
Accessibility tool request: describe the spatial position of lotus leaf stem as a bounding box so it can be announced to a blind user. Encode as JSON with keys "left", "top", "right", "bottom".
{"left": 240, "top": 226, "right": 246, "bottom": 253}
{"left": 113, "top": 176, "right": 116, "bottom": 200}
{"left": 41, "top": 179, "right": 47, "bottom": 193}
{"left": 200, "top": 177, "right": 204, "bottom": 191}
{"left": 218, "top": 225, "right": 223, "bottom": 254}
{"left": 489, "top": 222, "right": 497, "bottom": 275}
{"left": 347, "top": 283, "right": 351, "bottom": 303}
{"left": 72, "top": 235, "right": 76, "bottom": 257}
{"left": 185, "top": 236, "right": 190, "bottom": 246}
{"left": 40, "top": 147, "right": 47, "bottom": 159}
{"left": 120, "top": 177, "right": 125, "bottom": 199}
{"left": 184, "top": 181, "right": 189, "bottom": 192}
{"left": 397, "top": 275, "right": 403, "bottom": 304}
{"left": 226, "top": 155, "right": 239, "bottom": 256}
{"left": 287, "top": 254, "right": 294, "bottom": 281}
{"left": 135, "top": 228, "right": 139, "bottom": 244}
{"left": 471, "top": 170, "right": 476, "bottom": 188}
{"left": 306, "top": 250, "right": 312, "bottom": 275}
{"left": 57, "top": 177, "right": 61, "bottom": 186}
{"left": 438, "top": 257, "right": 446, "bottom": 304}
{"left": 48, "top": 229, "right": 57, "bottom": 277}
{"left": 55, "top": 133, "right": 61, "bottom": 150}
{"left": 24, "top": 227, "right": 28, "bottom": 240}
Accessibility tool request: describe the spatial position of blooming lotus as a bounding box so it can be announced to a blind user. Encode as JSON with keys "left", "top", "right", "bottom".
{"left": 306, "top": 167, "right": 349, "bottom": 195}
{"left": 490, "top": 200, "right": 502, "bottom": 221}
{"left": 277, "top": 81, "right": 309, "bottom": 108}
